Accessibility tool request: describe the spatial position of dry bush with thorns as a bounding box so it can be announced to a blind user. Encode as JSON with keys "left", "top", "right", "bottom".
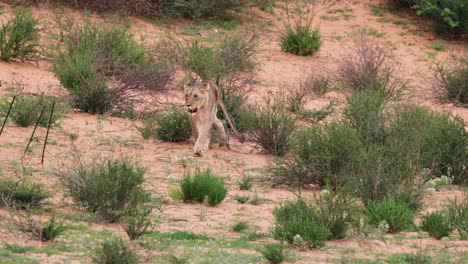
{"left": 337, "top": 35, "right": 407, "bottom": 100}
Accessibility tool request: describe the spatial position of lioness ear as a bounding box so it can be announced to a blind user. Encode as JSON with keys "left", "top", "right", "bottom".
{"left": 200, "top": 82, "right": 210, "bottom": 93}
{"left": 183, "top": 82, "right": 190, "bottom": 92}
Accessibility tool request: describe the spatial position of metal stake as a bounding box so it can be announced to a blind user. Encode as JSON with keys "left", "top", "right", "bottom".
{"left": 24, "top": 107, "right": 45, "bottom": 155}
{"left": 41, "top": 102, "right": 55, "bottom": 165}
{"left": 0, "top": 95, "right": 16, "bottom": 137}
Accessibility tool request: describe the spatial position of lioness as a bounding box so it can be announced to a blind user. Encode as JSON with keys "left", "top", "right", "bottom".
{"left": 184, "top": 79, "right": 244, "bottom": 156}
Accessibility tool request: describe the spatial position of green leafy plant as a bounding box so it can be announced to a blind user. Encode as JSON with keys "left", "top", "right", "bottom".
{"left": 367, "top": 197, "right": 414, "bottom": 233}
{"left": 52, "top": 21, "right": 172, "bottom": 114}
{"left": 274, "top": 200, "right": 329, "bottom": 248}
{"left": 138, "top": 107, "right": 191, "bottom": 142}
{"left": 176, "top": 169, "right": 227, "bottom": 206}
{"left": 257, "top": 243, "right": 286, "bottom": 264}
{"left": 420, "top": 211, "right": 454, "bottom": 239}
{"left": 312, "top": 190, "right": 362, "bottom": 239}
{"left": 93, "top": 238, "right": 139, "bottom": 264}
{"left": 279, "top": 0, "right": 321, "bottom": 56}
{"left": 12, "top": 212, "right": 66, "bottom": 242}
{"left": 58, "top": 158, "right": 151, "bottom": 222}
{"left": 0, "top": 179, "right": 49, "bottom": 209}
{"left": 232, "top": 221, "right": 249, "bottom": 232}
{"left": 0, "top": 8, "right": 40, "bottom": 62}
{"left": 41, "top": 217, "right": 66, "bottom": 242}
{"left": 412, "top": 0, "right": 467, "bottom": 36}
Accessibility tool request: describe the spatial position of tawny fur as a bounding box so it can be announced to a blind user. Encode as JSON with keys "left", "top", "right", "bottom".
{"left": 184, "top": 80, "right": 244, "bottom": 156}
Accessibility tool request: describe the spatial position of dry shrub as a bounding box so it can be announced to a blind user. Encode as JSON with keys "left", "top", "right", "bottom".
{"left": 433, "top": 54, "right": 467, "bottom": 107}
{"left": 337, "top": 35, "right": 406, "bottom": 99}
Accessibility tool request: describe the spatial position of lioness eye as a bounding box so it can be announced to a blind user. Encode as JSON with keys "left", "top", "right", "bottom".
{"left": 194, "top": 95, "right": 198, "bottom": 98}
{"left": 185, "top": 94, "right": 188, "bottom": 98}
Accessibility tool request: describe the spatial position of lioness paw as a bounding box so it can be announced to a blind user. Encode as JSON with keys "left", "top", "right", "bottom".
{"left": 193, "top": 143, "right": 209, "bottom": 156}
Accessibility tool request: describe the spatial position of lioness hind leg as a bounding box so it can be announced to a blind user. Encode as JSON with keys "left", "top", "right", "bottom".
{"left": 214, "top": 117, "right": 229, "bottom": 149}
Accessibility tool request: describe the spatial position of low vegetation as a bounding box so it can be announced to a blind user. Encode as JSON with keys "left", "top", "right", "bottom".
{"left": 257, "top": 243, "right": 286, "bottom": 264}
{"left": 0, "top": 94, "right": 67, "bottom": 127}
{"left": 138, "top": 107, "right": 191, "bottom": 142}
{"left": 173, "top": 169, "right": 227, "bottom": 206}
{"left": 52, "top": 21, "right": 173, "bottom": 114}
{"left": 336, "top": 36, "right": 406, "bottom": 99}
{"left": 93, "top": 238, "right": 139, "bottom": 264}
{"left": 245, "top": 96, "right": 297, "bottom": 156}
{"left": 0, "top": 7, "right": 40, "bottom": 62}
{"left": 445, "top": 192, "right": 467, "bottom": 239}
{"left": 0, "top": 179, "right": 49, "bottom": 209}
{"left": 420, "top": 211, "right": 454, "bottom": 239}
{"left": 58, "top": 158, "right": 151, "bottom": 222}
{"left": 273, "top": 200, "right": 329, "bottom": 248}
{"left": 433, "top": 54, "right": 467, "bottom": 106}
{"left": 280, "top": 0, "right": 322, "bottom": 56}
{"left": 367, "top": 197, "right": 415, "bottom": 233}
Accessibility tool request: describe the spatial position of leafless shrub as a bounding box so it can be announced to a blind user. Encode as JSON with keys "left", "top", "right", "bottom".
{"left": 433, "top": 53, "right": 468, "bottom": 106}
{"left": 336, "top": 35, "right": 406, "bottom": 100}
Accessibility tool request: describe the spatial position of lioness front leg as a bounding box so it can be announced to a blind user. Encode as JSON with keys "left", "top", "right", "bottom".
{"left": 193, "top": 124, "right": 211, "bottom": 156}
{"left": 187, "top": 117, "right": 199, "bottom": 144}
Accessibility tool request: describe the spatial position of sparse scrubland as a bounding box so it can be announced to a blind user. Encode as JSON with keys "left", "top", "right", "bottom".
{"left": 0, "top": 0, "right": 467, "bottom": 264}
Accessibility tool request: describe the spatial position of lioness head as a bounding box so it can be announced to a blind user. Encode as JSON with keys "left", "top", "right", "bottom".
{"left": 183, "top": 80, "right": 211, "bottom": 114}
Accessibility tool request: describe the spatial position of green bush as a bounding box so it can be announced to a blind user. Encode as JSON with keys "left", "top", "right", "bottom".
{"left": 168, "top": 0, "right": 244, "bottom": 19}
{"left": 0, "top": 179, "right": 49, "bottom": 209}
{"left": 52, "top": 22, "right": 171, "bottom": 114}
{"left": 280, "top": 26, "right": 321, "bottom": 56}
{"left": 312, "top": 190, "right": 362, "bottom": 240}
{"left": 367, "top": 197, "right": 415, "bottom": 233}
{"left": 93, "top": 238, "right": 139, "bottom": 264}
{"left": 390, "top": 105, "right": 468, "bottom": 184}
{"left": 138, "top": 107, "right": 191, "bottom": 142}
{"left": 183, "top": 34, "right": 257, "bottom": 81}
{"left": 0, "top": 8, "right": 40, "bottom": 62}
{"left": 257, "top": 243, "right": 286, "bottom": 264}
{"left": 413, "top": 0, "right": 468, "bottom": 36}
{"left": 344, "top": 90, "right": 388, "bottom": 146}
{"left": 446, "top": 192, "right": 467, "bottom": 239}
{"left": 273, "top": 200, "right": 329, "bottom": 248}
{"left": 294, "top": 122, "right": 362, "bottom": 187}
{"left": 246, "top": 97, "right": 297, "bottom": 156}
{"left": 41, "top": 217, "right": 66, "bottom": 242}
{"left": 122, "top": 206, "right": 153, "bottom": 240}
{"left": 59, "top": 158, "right": 151, "bottom": 222}
{"left": 177, "top": 169, "right": 227, "bottom": 206}
{"left": 420, "top": 212, "right": 454, "bottom": 239}
{"left": 0, "top": 94, "right": 67, "bottom": 127}
{"left": 434, "top": 55, "right": 467, "bottom": 106}
{"left": 232, "top": 221, "right": 249, "bottom": 232}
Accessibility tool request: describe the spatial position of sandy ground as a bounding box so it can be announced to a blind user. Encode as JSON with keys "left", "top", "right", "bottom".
{"left": 0, "top": 0, "right": 467, "bottom": 263}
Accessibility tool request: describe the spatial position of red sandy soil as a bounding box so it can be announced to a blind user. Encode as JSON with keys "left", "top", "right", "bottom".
{"left": 0, "top": 0, "right": 466, "bottom": 263}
